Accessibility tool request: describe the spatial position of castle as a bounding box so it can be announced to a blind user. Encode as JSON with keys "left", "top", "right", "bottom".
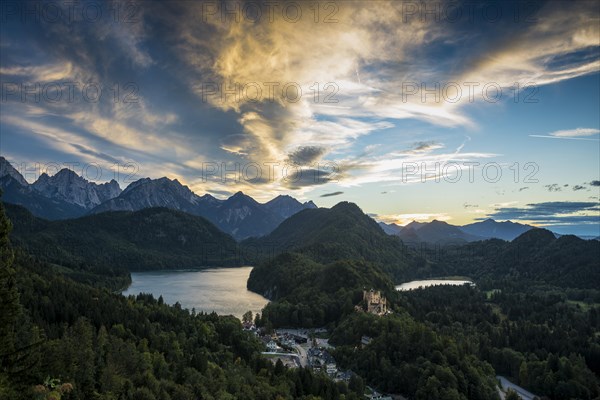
{"left": 362, "top": 289, "right": 387, "bottom": 316}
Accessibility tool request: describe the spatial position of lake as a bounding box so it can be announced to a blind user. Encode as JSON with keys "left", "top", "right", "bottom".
{"left": 396, "top": 279, "right": 474, "bottom": 291}
{"left": 122, "top": 267, "right": 268, "bottom": 320}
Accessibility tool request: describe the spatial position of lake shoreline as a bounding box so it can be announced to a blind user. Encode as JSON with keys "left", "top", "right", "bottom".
{"left": 118, "top": 265, "right": 255, "bottom": 293}
{"left": 122, "top": 267, "right": 268, "bottom": 320}
{"left": 396, "top": 278, "right": 475, "bottom": 291}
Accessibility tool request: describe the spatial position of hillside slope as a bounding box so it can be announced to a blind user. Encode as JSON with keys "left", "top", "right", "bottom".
{"left": 5, "top": 203, "right": 240, "bottom": 270}
{"left": 243, "top": 201, "right": 426, "bottom": 281}
{"left": 428, "top": 228, "right": 600, "bottom": 288}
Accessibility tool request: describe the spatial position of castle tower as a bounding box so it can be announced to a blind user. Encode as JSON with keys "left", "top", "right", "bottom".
{"left": 363, "top": 289, "right": 387, "bottom": 315}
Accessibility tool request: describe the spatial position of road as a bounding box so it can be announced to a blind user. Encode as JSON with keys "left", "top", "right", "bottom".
{"left": 497, "top": 376, "right": 537, "bottom": 400}
{"left": 273, "top": 328, "right": 329, "bottom": 368}
{"left": 294, "top": 344, "right": 308, "bottom": 367}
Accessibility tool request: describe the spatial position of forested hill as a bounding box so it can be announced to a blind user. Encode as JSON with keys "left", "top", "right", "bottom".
{"left": 247, "top": 252, "right": 397, "bottom": 327}
{"left": 423, "top": 228, "right": 600, "bottom": 289}
{"left": 243, "top": 201, "right": 427, "bottom": 281}
{"left": 0, "top": 200, "right": 366, "bottom": 400}
{"left": 4, "top": 202, "right": 240, "bottom": 271}
{"left": 244, "top": 201, "right": 425, "bottom": 327}
{"left": 245, "top": 209, "right": 600, "bottom": 399}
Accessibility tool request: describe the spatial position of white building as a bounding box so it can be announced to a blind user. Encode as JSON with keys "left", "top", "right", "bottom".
{"left": 266, "top": 341, "right": 278, "bottom": 352}
{"left": 326, "top": 363, "right": 337, "bottom": 375}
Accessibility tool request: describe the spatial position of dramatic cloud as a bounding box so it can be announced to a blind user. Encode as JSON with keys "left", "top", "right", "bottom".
{"left": 1, "top": 0, "right": 598, "bottom": 228}
{"left": 282, "top": 168, "right": 338, "bottom": 190}
{"left": 484, "top": 201, "right": 600, "bottom": 226}
{"left": 166, "top": 0, "right": 600, "bottom": 188}
{"left": 573, "top": 185, "right": 586, "bottom": 191}
{"left": 590, "top": 181, "right": 600, "bottom": 187}
{"left": 288, "top": 146, "right": 328, "bottom": 166}
{"left": 320, "top": 191, "right": 344, "bottom": 198}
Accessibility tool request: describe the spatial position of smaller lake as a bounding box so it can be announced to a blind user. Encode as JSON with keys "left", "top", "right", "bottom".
{"left": 396, "top": 279, "right": 474, "bottom": 291}
{"left": 122, "top": 267, "right": 268, "bottom": 320}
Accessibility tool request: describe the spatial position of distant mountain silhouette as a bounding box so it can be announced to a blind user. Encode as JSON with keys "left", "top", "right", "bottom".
{"left": 380, "top": 218, "right": 535, "bottom": 242}
{"left": 378, "top": 221, "right": 402, "bottom": 235}
{"left": 0, "top": 158, "right": 315, "bottom": 240}
{"left": 460, "top": 218, "right": 532, "bottom": 241}
{"left": 91, "top": 182, "right": 316, "bottom": 240}
{"left": 396, "top": 219, "right": 483, "bottom": 244}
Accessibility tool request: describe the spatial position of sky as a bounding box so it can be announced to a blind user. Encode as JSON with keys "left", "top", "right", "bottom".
{"left": 0, "top": 0, "right": 599, "bottom": 235}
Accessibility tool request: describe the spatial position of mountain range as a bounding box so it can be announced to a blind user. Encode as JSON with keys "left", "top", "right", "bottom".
{"left": 378, "top": 218, "right": 534, "bottom": 243}
{"left": 88, "top": 178, "right": 316, "bottom": 239}
{"left": 0, "top": 157, "right": 315, "bottom": 239}
{"left": 2, "top": 157, "right": 590, "bottom": 243}
{"left": 3, "top": 169, "right": 598, "bottom": 287}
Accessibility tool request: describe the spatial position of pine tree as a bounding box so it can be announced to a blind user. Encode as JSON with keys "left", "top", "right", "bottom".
{"left": 505, "top": 389, "right": 520, "bottom": 400}
{"left": 0, "top": 198, "right": 21, "bottom": 397}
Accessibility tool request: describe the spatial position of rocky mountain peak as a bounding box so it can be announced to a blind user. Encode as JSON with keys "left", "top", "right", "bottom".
{"left": 304, "top": 200, "right": 317, "bottom": 209}
{"left": 0, "top": 157, "right": 28, "bottom": 186}
{"left": 31, "top": 168, "right": 121, "bottom": 210}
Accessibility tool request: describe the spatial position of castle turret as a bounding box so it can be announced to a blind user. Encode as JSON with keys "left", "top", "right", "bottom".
{"left": 362, "top": 289, "right": 387, "bottom": 316}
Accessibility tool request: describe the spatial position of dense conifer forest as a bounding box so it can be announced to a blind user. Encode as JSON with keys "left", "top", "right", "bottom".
{"left": 2, "top": 197, "right": 599, "bottom": 399}
{"left": 0, "top": 201, "right": 364, "bottom": 400}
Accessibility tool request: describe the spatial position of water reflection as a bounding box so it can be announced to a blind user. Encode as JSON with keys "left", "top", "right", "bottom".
{"left": 396, "top": 279, "right": 474, "bottom": 291}
{"left": 122, "top": 267, "right": 268, "bottom": 320}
